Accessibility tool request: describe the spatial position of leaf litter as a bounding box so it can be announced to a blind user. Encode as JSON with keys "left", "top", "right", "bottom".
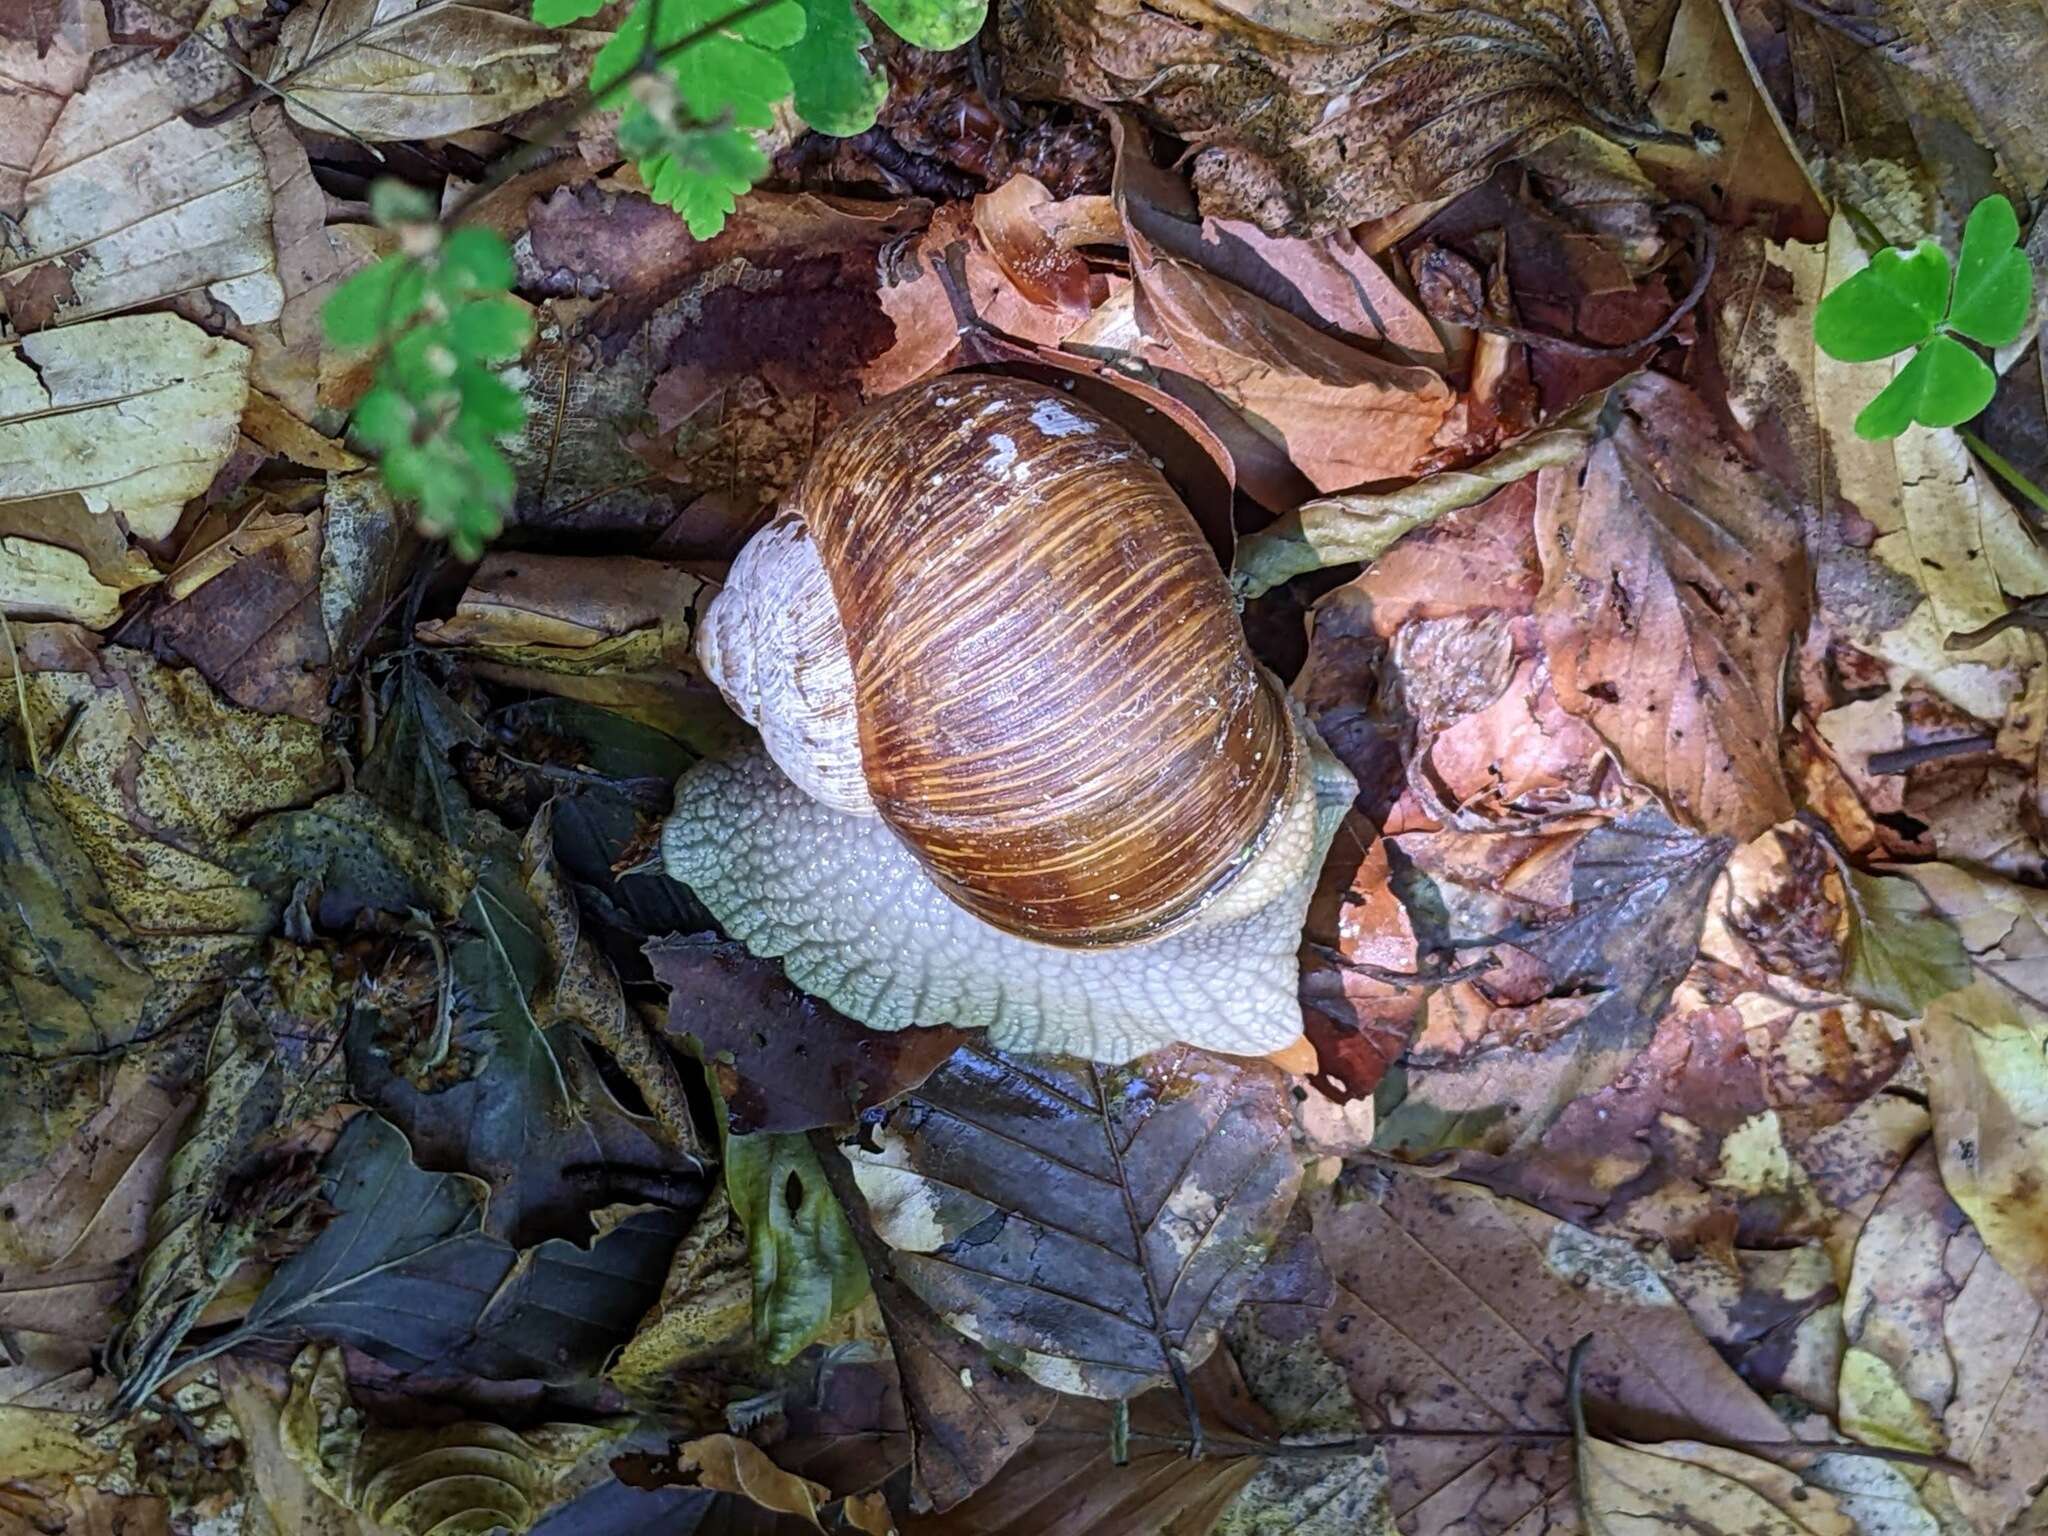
{"left": 3, "top": 2, "right": 2048, "bottom": 1534}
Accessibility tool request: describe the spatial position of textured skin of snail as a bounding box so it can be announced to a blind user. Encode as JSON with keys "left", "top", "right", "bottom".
{"left": 664, "top": 375, "right": 1356, "bottom": 1062}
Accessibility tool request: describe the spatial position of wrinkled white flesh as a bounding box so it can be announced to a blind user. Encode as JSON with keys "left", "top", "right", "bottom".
{"left": 662, "top": 707, "right": 1356, "bottom": 1062}
{"left": 695, "top": 516, "right": 874, "bottom": 816}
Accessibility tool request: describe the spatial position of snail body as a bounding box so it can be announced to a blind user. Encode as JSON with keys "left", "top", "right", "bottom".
{"left": 664, "top": 376, "right": 1354, "bottom": 1061}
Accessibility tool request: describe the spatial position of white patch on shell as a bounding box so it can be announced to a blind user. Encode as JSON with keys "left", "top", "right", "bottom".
{"left": 984, "top": 432, "right": 1018, "bottom": 475}
{"left": 1029, "top": 398, "right": 1095, "bottom": 437}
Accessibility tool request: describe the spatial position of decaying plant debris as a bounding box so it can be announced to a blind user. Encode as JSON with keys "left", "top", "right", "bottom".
{"left": 2, "top": 1, "right": 2047, "bottom": 1533}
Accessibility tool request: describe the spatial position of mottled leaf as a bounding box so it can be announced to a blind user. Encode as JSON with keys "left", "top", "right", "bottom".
{"left": 839, "top": 1044, "right": 1301, "bottom": 1399}
{"left": 1004, "top": 0, "right": 1676, "bottom": 234}
{"left": 1915, "top": 981, "right": 2048, "bottom": 1307}
{"left": 0, "top": 314, "right": 249, "bottom": 540}
{"left": 725, "top": 1131, "right": 869, "bottom": 1363}
{"left": 1537, "top": 373, "right": 1805, "bottom": 839}
{"left": 266, "top": 0, "right": 607, "bottom": 140}
{"left": 1313, "top": 1171, "right": 1793, "bottom": 1535}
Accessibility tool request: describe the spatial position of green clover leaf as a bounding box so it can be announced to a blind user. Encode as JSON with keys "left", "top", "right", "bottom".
{"left": 1948, "top": 194, "right": 2032, "bottom": 347}
{"left": 866, "top": 0, "right": 986, "bottom": 49}
{"left": 1814, "top": 240, "right": 1950, "bottom": 363}
{"left": 1854, "top": 334, "right": 1997, "bottom": 439}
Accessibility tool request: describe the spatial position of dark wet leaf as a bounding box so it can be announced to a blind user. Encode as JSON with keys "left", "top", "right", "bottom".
{"left": 837, "top": 1044, "right": 1301, "bottom": 1400}
{"left": 211, "top": 1112, "right": 681, "bottom": 1382}
{"left": 1376, "top": 806, "right": 1732, "bottom": 1157}
{"left": 650, "top": 934, "right": 965, "bottom": 1134}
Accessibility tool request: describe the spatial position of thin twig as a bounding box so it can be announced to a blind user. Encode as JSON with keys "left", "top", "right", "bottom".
{"left": 1133, "top": 1428, "right": 1975, "bottom": 1480}
{"left": 0, "top": 615, "right": 40, "bottom": 778}
{"left": 1866, "top": 735, "right": 1997, "bottom": 775}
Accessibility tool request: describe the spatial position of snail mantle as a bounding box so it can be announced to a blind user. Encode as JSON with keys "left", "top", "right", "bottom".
{"left": 661, "top": 375, "right": 1355, "bottom": 1063}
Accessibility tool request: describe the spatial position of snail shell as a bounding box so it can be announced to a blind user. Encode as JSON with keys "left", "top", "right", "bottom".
{"left": 759, "top": 375, "right": 1294, "bottom": 946}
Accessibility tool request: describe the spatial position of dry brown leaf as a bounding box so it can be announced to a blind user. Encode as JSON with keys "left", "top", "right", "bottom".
{"left": 679, "top": 1435, "right": 829, "bottom": 1527}
{"left": 0, "top": 314, "right": 249, "bottom": 541}
{"left": 1747, "top": 0, "right": 2047, "bottom": 231}
{"left": 904, "top": 1352, "right": 1274, "bottom": 1536}
{"left": 1536, "top": 372, "right": 1805, "bottom": 840}
{"left": 1576, "top": 1432, "right": 1857, "bottom": 1535}
{"left": 1635, "top": 0, "right": 1827, "bottom": 241}
{"left": 1313, "top": 1169, "right": 1794, "bottom": 1536}
{"left": 1005, "top": 0, "right": 1683, "bottom": 235}
{"left": 0, "top": 1052, "right": 188, "bottom": 1337}
{"left": 1236, "top": 392, "right": 1602, "bottom": 595}
{"left": 1295, "top": 825, "right": 1421, "bottom": 1122}
{"left": 264, "top": 0, "right": 608, "bottom": 141}
{"left": 0, "top": 51, "right": 282, "bottom": 330}
{"left": 1132, "top": 245, "right": 1452, "bottom": 492}
{"left": 0, "top": 538, "right": 135, "bottom": 627}
{"left": 0, "top": 0, "right": 104, "bottom": 216}
{"left": 147, "top": 504, "right": 334, "bottom": 722}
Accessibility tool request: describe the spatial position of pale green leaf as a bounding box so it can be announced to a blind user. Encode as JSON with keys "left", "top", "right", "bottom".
{"left": 1843, "top": 870, "right": 1973, "bottom": 1018}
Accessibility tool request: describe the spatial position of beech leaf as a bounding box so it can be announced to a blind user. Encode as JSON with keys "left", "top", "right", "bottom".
{"left": 0, "top": 315, "right": 249, "bottom": 541}
{"left": 213, "top": 1113, "right": 683, "bottom": 1381}
{"left": 266, "top": 0, "right": 607, "bottom": 140}
{"left": 839, "top": 1043, "right": 1301, "bottom": 1400}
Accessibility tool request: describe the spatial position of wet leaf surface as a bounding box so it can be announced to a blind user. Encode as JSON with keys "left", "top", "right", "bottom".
{"left": 837, "top": 1044, "right": 1301, "bottom": 1400}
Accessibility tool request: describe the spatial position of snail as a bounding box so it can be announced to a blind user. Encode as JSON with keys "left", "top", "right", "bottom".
{"left": 662, "top": 375, "right": 1355, "bottom": 1062}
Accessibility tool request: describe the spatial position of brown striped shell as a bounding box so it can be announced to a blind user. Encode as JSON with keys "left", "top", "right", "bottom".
{"left": 787, "top": 374, "right": 1294, "bottom": 947}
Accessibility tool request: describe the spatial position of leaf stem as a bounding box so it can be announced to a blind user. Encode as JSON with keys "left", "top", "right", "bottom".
{"left": 1959, "top": 428, "right": 2048, "bottom": 520}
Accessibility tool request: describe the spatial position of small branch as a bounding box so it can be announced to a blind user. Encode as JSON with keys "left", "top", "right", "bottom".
{"left": 1130, "top": 1429, "right": 1974, "bottom": 1480}
{"left": 1866, "top": 735, "right": 1997, "bottom": 775}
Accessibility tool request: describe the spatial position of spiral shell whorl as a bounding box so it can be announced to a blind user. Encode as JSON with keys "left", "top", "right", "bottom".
{"left": 789, "top": 375, "right": 1293, "bottom": 946}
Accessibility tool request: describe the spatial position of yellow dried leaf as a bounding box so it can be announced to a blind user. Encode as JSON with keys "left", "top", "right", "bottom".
{"left": 679, "top": 1434, "right": 829, "bottom": 1528}
{"left": 1577, "top": 1435, "right": 1855, "bottom": 1535}
{"left": 266, "top": 0, "right": 608, "bottom": 142}
{"left": 0, "top": 537, "right": 130, "bottom": 627}
{"left": 1916, "top": 981, "right": 2048, "bottom": 1306}
{"left": 0, "top": 315, "right": 249, "bottom": 540}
